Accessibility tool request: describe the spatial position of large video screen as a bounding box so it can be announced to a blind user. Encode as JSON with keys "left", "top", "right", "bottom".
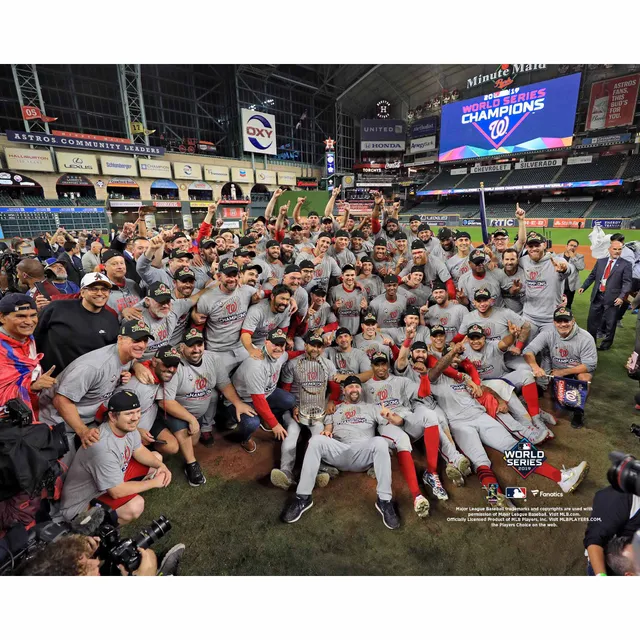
{"left": 439, "top": 73, "right": 581, "bottom": 162}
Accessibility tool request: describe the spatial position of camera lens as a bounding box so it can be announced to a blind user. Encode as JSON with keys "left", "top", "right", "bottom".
{"left": 607, "top": 452, "right": 640, "bottom": 496}
{"left": 133, "top": 515, "right": 171, "bottom": 550}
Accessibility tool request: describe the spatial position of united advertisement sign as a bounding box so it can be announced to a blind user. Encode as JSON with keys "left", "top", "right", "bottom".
{"left": 439, "top": 73, "right": 581, "bottom": 162}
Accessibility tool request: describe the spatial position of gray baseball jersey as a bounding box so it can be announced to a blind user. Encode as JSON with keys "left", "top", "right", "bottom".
{"left": 39, "top": 344, "right": 132, "bottom": 430}
{"left": 60, "top": 423, "right": 141, "bottom": 521}
{"left": 399, "top": 283, "right": 431, "bottom": 308}
{"left": 119, "top": 375, "right": 163, "bottom": 432}
{"left": 231, "top": 350, "right": 289, "bottom": 402}
{"left": 328, "top": 284, "right": 366, "bottom": 334}
{"left": 163, "top": 351, "right": 231, "bottom": 418}
{"left": 523, "top": 325, "right": 597, "bottom": 373}
{"left": 393, "top": 362, "right": 438, "bottom": 410}
{"left": 297, "top": 254, "right": 341, "bottom": 292}
{"left": 242, "top": 299, "right": 291, "bottom": 347}
{"left": 400, "top": 255, "right": 451, "bottom": 288}
{"left": 281, "top": 353, "right": 337, "bottom": 400}
{"left": 499, "top": 266, "right": 527, "bottom": 313}
{"left": 323, "top": 346, "right": 371, "bottom": 375}
{"left": 430, "top": 375, "right": 486, "bottom": 421}
{"left": 362, "top": 374, "right": 420, "bottom": 416}
{"left": 431, "top": 242, "right": 455, "bottom": 262}
{"left": 458, "top": 307, "right": 524, "bottom": 342}
{"left": 520, "top": 254, "right": 572, "bottom": 325}
{"left": 353, "top": 333, "right": 394, "bottom": 362}
{"left": 457, "top": 270, "right": 509, "bottom": 308}
{"left": 369, "top": 291, "right": 409, "bottom": 329}
{"left": 323, "top": 401, "right": 385, "bottom": 445}
{"left": 447, "top": 254, "right": 471, "bottom": 285}
{"left": 137, "top": 299, "right": 194, "bottom": 358}
{"left": 328, "top": 246, "right": 357, "bottom": 269}
{"left": 306, "top": 302, "right": 338, "bottom": 333}
{"left": 255, "top": 255, "right": 285, "bottom": 282}
{"left": 197, "top": 284, "right": 257, "bottom": 352}
{"left": 137, "top": 254, "right": 209, "bottom": 290}
{"left": 461, "top": 341, "right": 509, "bottom": 379}
{"left": 381, "top": 325, "right": 431, "bottom": 346}
{"left": 371, "top": 256, "right": 396, "bottom": 277}
{"left": 107, "top": 279, "right": 143, "bottom": 320}
{"left": 292, "top": 286, "right": 309, "bottom": 321}
{"left": 425, "top": 302, "right": 468, "bottom": 341}
{"left": 357, "top": 275, "right": 384, "bottom": 302}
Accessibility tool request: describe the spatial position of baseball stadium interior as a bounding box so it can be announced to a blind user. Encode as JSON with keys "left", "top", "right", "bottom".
{"left": 1, "top": 60, "right": 640, "bottom": 585}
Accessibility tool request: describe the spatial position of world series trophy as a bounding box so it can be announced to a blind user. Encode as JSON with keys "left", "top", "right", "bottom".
{"left": 294, "top": 355, "right": 332, "bottom": 429}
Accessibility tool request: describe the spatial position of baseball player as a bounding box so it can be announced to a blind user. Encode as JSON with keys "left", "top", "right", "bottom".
{"left": 446, "top": 231, "right": 473, "bottom": 285}
{"left": 457, "top": 248, "right": 514, "bottom": 309}
{"left": 381, "top": 305, "right": 431, "bottom": 347}
{"left": 499, "top": 247, "right": 527, "bottom": 313}
{"left": 488, "top": 205, "right": 527, "bottom": 267}
{"left": 280, "top": 375, "right": 404, "bottom": 530}
{"left": 281, "top": 264, "right": 309, "bottom": 346}
{"left": 520, "top": 231, "right": 574, "bottom": 334}
{"left": 328, "top": 264, "right": 368, "bottom": 335}
{"left": 254, "top": 239, "right": 285, "bottom": 282}
{"left": 296, "top": 232, "right": 341, "bottom": 292}
{"left": 399, "top": 266, "right": 431, "bottom": 308}
{"left": 424, "top": 281, "right": 467, "bottom": 342}
{"left": 158, "top": 329, "right": 256, "bottom": 485}
{"left": 300, "top": 285, "right": 339, "bottom": 349}
{"left": 429, "top": 345, "right": 589, "bottom": 507}
{"left": 460, "top": 323, "right": 552, "bottom": 443}
{"left": 370, "top": 237, "right": 396, "bottom": 276}
{"left": 241, "top": 284, "right": 293, "bottom": 356}
{"left": 230, "top": 328, "right": 298, "bottom": 453}
{"left": 271, "top": 332, "right": 341, "bottom": 490}
{"left": 101, "top": 249, "right": 143, "bottom": 320}
{"left": 369, "top": 275, "right": 409, "bottom": 329}
{"left": 356, "top": 256, "right": 384, "bottom": 302}
{"left": 523, "top": 306, "right": 597, "bottom": 429}
{"left": 354, "top": 312, "right": 396, "bottom": 362}
{"left": 328, "top": 229, "right": 357, "bottom": 268}
{"left": 400, "top": 240, "right": 454, "bottom": 296}
{"left": 363, "top": 351, "right": 445, "bottom": 510}
{"left": 323, "top": 327, "right": 373, "bottom": 382}
{"left": 431, "top": 227, "right": 456, "bottom": 262}
{"left": 196, "top": 259, "right": 261, "bottom": 373}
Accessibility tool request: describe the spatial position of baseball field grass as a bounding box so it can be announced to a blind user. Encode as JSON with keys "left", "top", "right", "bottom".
{"left": 132, "top": 228, "right": 640, "bottom": 576}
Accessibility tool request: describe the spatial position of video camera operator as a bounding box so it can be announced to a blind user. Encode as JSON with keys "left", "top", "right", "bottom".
{"left": 18, "top": 532, "right": 185, "bottom": 576}
{"left": 584, "top": 453, "right": 640, "bottom": 575}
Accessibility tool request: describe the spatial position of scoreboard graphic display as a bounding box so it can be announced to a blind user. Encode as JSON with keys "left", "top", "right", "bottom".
{"left": 439, "top": 73, "right": 581, "bottom": 162}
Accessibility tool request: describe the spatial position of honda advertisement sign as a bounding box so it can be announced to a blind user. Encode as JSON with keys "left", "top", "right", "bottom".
{"left": 241, "top": 109, "right": 277, "bottom": 156}
{"left": 361, "top": 119, "right": 406, "bottom": 151}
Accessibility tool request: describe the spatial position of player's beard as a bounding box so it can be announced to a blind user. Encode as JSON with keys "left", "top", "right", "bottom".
{"left": 347, "top": 390, "right": 361, "bottom": 403}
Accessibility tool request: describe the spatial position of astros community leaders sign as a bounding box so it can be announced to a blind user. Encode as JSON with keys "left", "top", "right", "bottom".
{"left": 5, "top": 130, "right": 165, "bottom": 156}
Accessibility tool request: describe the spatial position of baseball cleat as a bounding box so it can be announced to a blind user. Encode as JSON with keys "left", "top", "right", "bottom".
{"left": 526, "top": 421, "right": 550, "bottom": 445}
{"left": 413, "top": 495, "right": 430, "bottom": 518}
{"left": 271, "top": 468, "right": 295, "bottom": 490}
{"left": 423, "top": 471, "right": 449, "bottom": 501}
{"left": 315, "top": 472, "right": 331, "bottom": 488}
{"left": 375, "top": 498, "right": 400, "bottom": 530}
{"left": 558, "top": 461, "right": 589, "bottom": 493}
{"left": 446, "top": 455, "right": 472, "bottom": 487}
{"left": 366, "top": 467, "right": 376, "bottom": 480}
{"left": 319, "top": 464, "right": 340, "bottom": 478}
{"left": 538, "top": 409, "right": 557, "bottom": 426}
{"left": 281, "top": 495, "right": 313, "bottom": 524}
{"left": 494, "top": 493, "right": 516, "bottom": 510}
{"left": 543, "top": 428, "right": 555, "bottom": 442}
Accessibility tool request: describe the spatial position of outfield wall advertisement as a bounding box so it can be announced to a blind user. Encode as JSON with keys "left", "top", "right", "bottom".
{"left": 439, "top": 73, "right": 581, "bottom": 162}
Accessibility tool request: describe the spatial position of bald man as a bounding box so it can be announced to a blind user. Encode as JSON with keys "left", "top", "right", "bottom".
{"left": 16, "top": 258, "right": 48, "bottom": 299}
{"left": 82, "top": 241, "right": 103, "bottom": 273}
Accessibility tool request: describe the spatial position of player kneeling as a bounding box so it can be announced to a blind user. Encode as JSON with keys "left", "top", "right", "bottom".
{"left": 281, "top": 376, "right": 404, "bottom": 530}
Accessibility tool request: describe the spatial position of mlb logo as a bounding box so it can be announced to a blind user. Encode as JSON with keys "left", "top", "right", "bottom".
{"left": 506, "top": 487, "right": 527, "bottom": 499}
{"left": 521, "top": 442, "right": 532, "bottom": 450}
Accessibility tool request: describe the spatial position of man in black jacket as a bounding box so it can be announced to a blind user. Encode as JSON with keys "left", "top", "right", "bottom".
{"left": 57, "top": 241, "right": 85, "bottom": 287}
{"left": 579, "top": 239, "right": 633, "bottom": 350}
{"left": 110, "top": 222, "right": 148, "bottom": 285}
{"left": 584, "top": 486, "right": 640, "bottom": 575}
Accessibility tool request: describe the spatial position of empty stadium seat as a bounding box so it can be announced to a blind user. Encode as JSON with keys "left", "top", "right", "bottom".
{"left": 586, "top": 196, "right": 640, "bottom": 218}
{"left": 420, "top": 171, "right": 467, "bottom": 190}
{"left": 500, "top": 166, "right": 562, "bottom": 187}
{"left": 555, "top": 155, "right": 624, "bottom": 182}
{"left": 527, "top": 201, "right": 592, "bottom": 218}
{"left": 622, "top": 155, "right": 640, "bottom": 180}
{"left": 454, "top": 171, "right": 509, "bottom": 189}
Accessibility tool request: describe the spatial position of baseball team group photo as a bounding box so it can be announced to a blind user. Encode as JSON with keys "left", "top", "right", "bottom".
{"left": 0, "top": 55, "right": 639, "bottom": 584}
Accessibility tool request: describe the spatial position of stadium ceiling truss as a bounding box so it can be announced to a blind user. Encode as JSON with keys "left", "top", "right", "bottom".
{"left": 117, "top": 64, "right": 150, "bottom": 146}
{"left": 10, "top": 64, "right": 51, "bottom": 134}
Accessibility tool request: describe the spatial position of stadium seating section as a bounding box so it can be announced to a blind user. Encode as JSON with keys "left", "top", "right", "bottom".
{"left": 555, "top": 155, "right": 624, "bottom": 182}
{"left": 500, "top": 166, "right": 561, "bottom": 186}
{"left": 586, "top": 196, "right": 640, "bottom": 219}
{"left": 484, "top": 202, "right": 535, "bottom": 217}
{"left": 527, "top": 201, "right": 592, "bottom": 218}
{"left": 422, "top": 171, "right": 466, "bottom": 190}
{"left": 454, "top": 171, "right": 508, "bottom": 189}
{"left": 0, "top": 194, "right": 16, "bottom": 205}
{"left": 438, "top": 203, "right": 480, "bottom": 217}
{"left": 622, "top": 155, "right": 640, "bottom": 180}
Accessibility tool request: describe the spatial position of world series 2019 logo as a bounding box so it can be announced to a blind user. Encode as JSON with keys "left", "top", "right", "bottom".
{"left": 503, "top": 438, "right": 545, "bottom": 479}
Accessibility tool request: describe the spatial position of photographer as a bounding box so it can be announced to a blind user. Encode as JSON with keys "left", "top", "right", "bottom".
{"left": 19, "top": 534, "right": 184, "bottom": 576}
{"left": 60, "top": 390, "right": 172, "bottom": 525}
{"left": 583, "top": 486, "right": 640, "bottom": 575}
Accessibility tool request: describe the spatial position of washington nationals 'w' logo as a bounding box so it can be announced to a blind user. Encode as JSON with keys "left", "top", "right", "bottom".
{"left": 307, "top": 370, "right": 319, "bottom": 381}
{"left": 440, "top": 317, "right": 448, "bottom": 325}
{"left": 559, "top": 348, "right": 569, "bottom": 358}
{"left": 195, "top": 377, "right": 207, "bottom": 390}
{"left": 484, "top": 327, "right": 492, "bottom": 336}
{"left": 528, "top": 271, "right": 538, "bottom": 280}
{"left": 377, "top": 389, "right": 388, "bottom": 401}
{"left": 345, "top": 409, "right": 356, "bottom": 419}
{"left": 226, "top": 300, "right": 238, "bottom": 314}
{"left": 390, "top": 311, "right": 398, "bottom": 319}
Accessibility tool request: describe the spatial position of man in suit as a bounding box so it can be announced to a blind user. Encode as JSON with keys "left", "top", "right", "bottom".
{"left": 579, "top": 239, "right": 632, "bottom": 351}
{"left": 57, "top": 240, "right": 85, "bottom": 288}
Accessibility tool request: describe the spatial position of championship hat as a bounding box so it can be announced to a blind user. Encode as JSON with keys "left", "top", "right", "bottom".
{"left": 371, "top": 351, "right": 389, "bottom": 364}
{"left": 120, "top": 319, "right": 153, "bottom": 340}
{"left": 147, "top": 282, "right": 173, "bottom": 303}
{"left": 469, "top": 248, "right": 486, "bottom": 265}
{"left": 467, "top": 323, "right": 485, "bottom": 338}
{"left": 304, "top": 331, "right": 324, "bottom": 346}
{"left": 526, "top": 231, "right": 545, "bottom": 245}
{"left": 218, "top": 259, "right": 239, "bottom": 275}
{"left": 430, "top": 324, "right": 446, "bottom": 336}
{"left": 267, "top": 328, "right": 287, "bottom": 345}
{"left": 474, "top": 287, "right": 492, "bottom": 301}
{"left": 554, "top": 306, "right": 574, "bottom": 322}
{"left": 155, "top": 346, "right": 181, "bottom": 367}
{"left": 183, "top": 328, "right": 205, "bottom": 346}
{"left": 362, "top": 312, "right": 378, "bottom": 325}
{"left": 173, "top": 267, "right": 196, "bottom": 282}
{"left": 383, "top": 274, "right": 398, "bottom": 284}
{"left": 169, "top": 248, "right": 193, "bottom": 260}
{"left": 341, "top": 375, "right": 361, "bottom": 387}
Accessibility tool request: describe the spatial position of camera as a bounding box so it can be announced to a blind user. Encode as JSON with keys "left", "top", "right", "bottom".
{"left": 607, "top": 452, "right": 640, "bottom": 497}
{"left": 630, "top": 424, "right": 640, "bottom": 440}
{"left": 96, "top": 512, "right": 172, "bottom": 575}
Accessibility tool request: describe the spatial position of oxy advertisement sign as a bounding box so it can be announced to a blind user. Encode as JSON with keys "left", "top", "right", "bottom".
{"left": 241, "top": 109, "right": 277, "bottom": 156}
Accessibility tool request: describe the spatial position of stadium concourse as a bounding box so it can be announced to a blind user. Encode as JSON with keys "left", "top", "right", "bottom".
{"left": 1, "top": 62, "right": 639, "bottom": 576}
